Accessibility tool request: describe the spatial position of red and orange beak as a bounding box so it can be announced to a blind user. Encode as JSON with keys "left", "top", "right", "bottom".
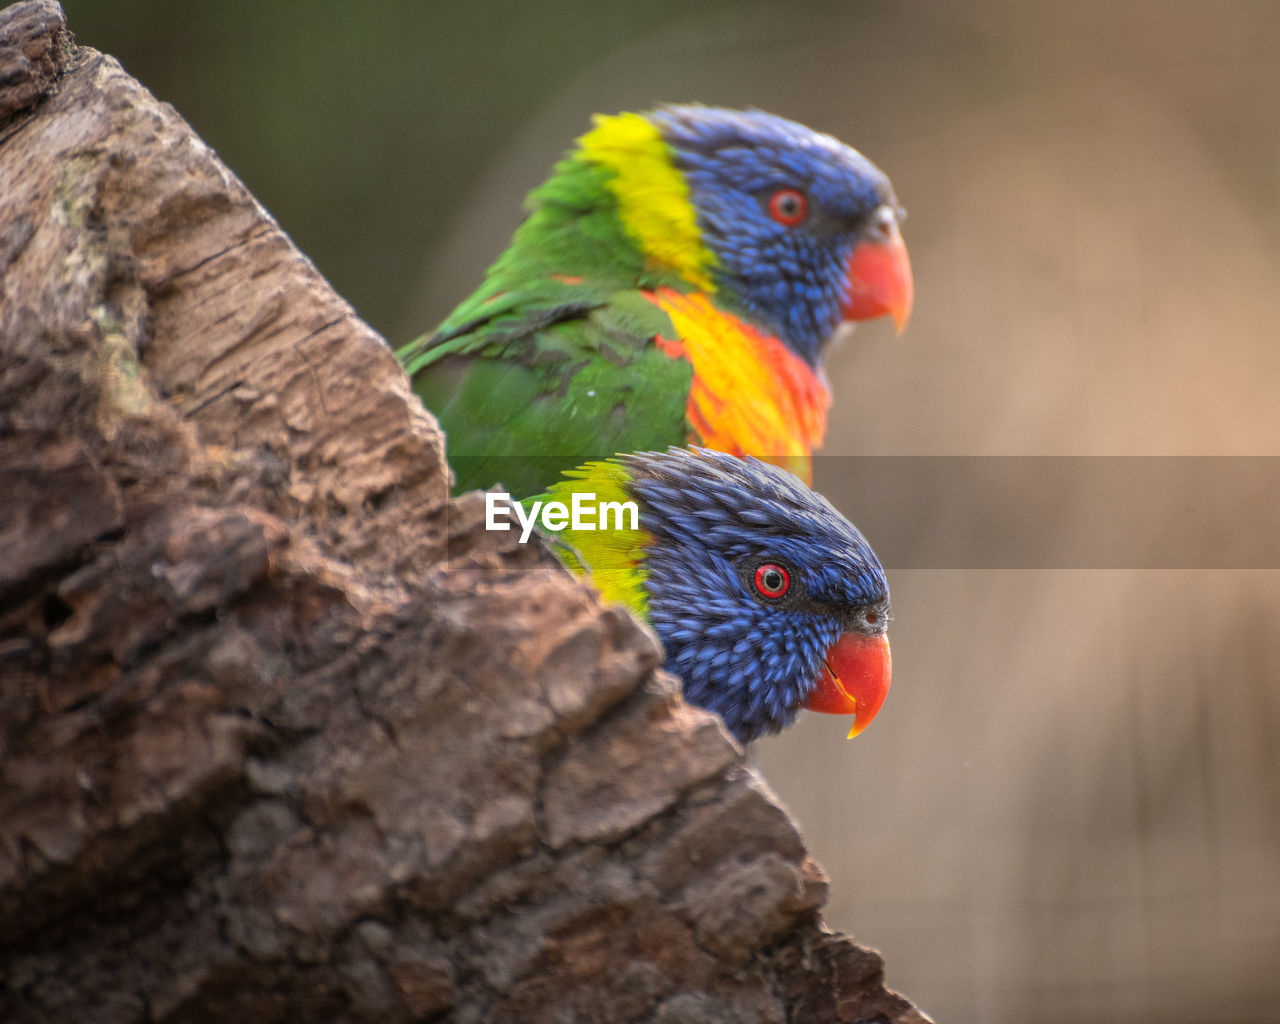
{"left": 841, "top": 217, "right": 913, "bottom": 333}
{"left": 804, "top": 631, "right": 892, "bottom": 738}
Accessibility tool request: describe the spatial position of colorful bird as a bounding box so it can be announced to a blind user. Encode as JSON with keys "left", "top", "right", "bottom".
{"left": 400, "top": 105, "right": 912, "bottom": 496}
{"left": 523, "top": 447, "right": 892, "bottom": 742}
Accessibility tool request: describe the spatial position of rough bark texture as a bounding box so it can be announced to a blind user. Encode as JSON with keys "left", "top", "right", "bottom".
{"left": 0, "top": 3, "right": 928, "bottom": 1021}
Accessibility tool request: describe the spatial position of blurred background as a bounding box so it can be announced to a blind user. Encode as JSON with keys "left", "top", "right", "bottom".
{"left": 67, "top": 1, "right": 1280, "bottom": 1020}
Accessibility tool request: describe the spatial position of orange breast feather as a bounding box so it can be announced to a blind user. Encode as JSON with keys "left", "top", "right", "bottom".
{"left": 647, "top": 288, "right": 829, "bottom": 485}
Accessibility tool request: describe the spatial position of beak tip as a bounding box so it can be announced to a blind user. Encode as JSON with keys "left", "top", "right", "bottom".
{"left": 844, "top": 233, "right": 914, "bottom": 332}
{"left": 805, "top": 631, "right": 891, "bottom": 738}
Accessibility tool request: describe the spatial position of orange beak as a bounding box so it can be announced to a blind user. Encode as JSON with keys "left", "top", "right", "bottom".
{"left": 841, "top": 221, "right": 913, "bottom": 333}
{"left": 804, "top": 631, "right": 892, "bottom": 738}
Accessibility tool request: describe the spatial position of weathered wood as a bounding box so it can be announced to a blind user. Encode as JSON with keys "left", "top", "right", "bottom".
{"left": 0, "top": 3, "right": 928, "bottom": 1021}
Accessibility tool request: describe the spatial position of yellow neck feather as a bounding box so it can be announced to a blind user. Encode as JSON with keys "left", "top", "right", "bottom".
{"left": 577, "top": 112, "right": 717, "bottom": 292}
{"left": 542, "top": 458, "right": 651, "bottom": 619}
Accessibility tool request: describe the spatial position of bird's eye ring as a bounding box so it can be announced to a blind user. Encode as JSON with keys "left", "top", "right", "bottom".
{"left": 768, "top": 189, "right": 808, "bottom": 227}
{"left": 754, "top": 563, "right": 791, "bottom": 599}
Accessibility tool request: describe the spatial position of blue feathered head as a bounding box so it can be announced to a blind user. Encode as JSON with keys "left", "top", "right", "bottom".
{"left": 622, "top": 447, "right": 891, "bottom": 742}
{"left": 648, "top": 104, "right": 913, "bottom": 366}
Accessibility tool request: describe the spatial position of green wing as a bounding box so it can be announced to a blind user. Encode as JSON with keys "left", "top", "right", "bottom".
{"left": 399, "top": 280, "right": 693, "bottom": 497}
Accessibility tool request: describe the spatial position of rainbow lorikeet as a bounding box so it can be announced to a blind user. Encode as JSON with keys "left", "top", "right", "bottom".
{"left": 400, "top": 104, "right": 912, "bottom": 497}
{"left": 505, "top": 447, "right": 892, "bottom": 742}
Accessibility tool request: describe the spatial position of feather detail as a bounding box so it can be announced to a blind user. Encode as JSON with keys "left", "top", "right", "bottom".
{"left": 577, "top": 112, "right": 718, "bottom": 290}
{"left": 645, "top": 288, "right": 830, "bottom": 484}
{"left": 539, "top": 460, "right": 652, "bottom": 618}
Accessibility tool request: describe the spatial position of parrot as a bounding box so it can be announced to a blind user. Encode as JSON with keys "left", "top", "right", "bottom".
{"left": 516, "top": 446, "right": 892, "bottom": 743}
{"left": 399, "top": 104, "right": 912, "bottom": 497}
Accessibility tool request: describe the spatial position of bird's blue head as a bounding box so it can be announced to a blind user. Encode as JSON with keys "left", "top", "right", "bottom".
{"left": 647, "top": 105, "right": 913, "bottom": 367}
{"left": 623, "top": 448, "right": 892, "bottom": 743}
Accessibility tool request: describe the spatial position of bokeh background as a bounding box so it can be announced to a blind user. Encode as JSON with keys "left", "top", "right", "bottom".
{"left": 66, "top": 2, "right": 1280, "bottom": 1021}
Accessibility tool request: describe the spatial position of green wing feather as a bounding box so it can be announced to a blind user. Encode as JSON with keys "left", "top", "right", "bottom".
{"left": 402, "top": 286, "right": 692, "bottom": 496}
{"left": 398, "top": 154, "right": 696, "bottom": 497}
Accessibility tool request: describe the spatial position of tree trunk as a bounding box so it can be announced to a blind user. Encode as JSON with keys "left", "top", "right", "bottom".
{"left": 0, "top": 3, "right": 929, "bottom": 1021}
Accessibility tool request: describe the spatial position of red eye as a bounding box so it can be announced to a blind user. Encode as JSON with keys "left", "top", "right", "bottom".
{"left": 768, "top": 188, "right": 808, "bottom": 226}
{"left": 754, "top": 563, "right": 791, "bottom": 599}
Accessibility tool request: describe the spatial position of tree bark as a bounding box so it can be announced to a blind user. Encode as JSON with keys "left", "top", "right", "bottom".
{"left": 0, "top": 3, "right": 929, "bottom": 1021}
